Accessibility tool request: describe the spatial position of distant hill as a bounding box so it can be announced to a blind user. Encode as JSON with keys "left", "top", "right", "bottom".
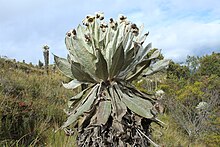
{"left": 0, "top": 57, "right": 51, "bottom": 75}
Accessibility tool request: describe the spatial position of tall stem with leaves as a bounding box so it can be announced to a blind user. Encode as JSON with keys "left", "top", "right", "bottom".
{"left": 43, "top": 45, "right": 49, "bottom": 74}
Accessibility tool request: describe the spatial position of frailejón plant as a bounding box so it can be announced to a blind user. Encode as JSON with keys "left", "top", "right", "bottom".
{"left": 54, "top": 12, "right": 169, "bottom": 146}
{"left": 43, "top": 44, "right": 49, "bottom": 74}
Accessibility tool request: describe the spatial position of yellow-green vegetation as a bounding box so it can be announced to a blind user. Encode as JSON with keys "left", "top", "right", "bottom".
{"left": 133, "top": 53, "right": 220, "bottom": 146}
{"left": 151, "top": 114, "right": 207, "bottom": 147}
{"left": 176, "top": 81, "right": 205, "bottom": 101}
{"left": 0, "top": 57, "right": 76, "bottom": 146}
{"left": 153, "top": 53, "right": 220, "bottom": 146}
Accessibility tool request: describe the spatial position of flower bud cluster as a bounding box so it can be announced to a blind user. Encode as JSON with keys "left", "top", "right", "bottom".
{"left": 100, "top": 22, "right": 108, "bottom": 32}
{"left": 66, "top": 29, "right": 77, "bottom": 39}
{"left": 131, "top": 23, "right": 139, "bottom": 36}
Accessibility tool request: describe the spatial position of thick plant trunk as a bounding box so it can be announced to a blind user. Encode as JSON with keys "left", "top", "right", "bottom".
{"left": 43, "top": 50, "right": 49, "bottom": 75}
{"left": 43, "top": 45, "right": 49, "bottom": 75}
{"left": 76, "top": 110, "right": 152, "bottom": 147}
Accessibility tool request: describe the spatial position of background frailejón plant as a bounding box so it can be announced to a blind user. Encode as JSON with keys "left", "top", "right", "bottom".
{"left": 54, "top": 12, "right": 169, "bottom": 146}
{"left": 43, "top": 45, "right": 49, "bottom": 74}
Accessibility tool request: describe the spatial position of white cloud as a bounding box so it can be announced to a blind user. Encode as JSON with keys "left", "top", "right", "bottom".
{"left": 148, "top": 20, "right": 220, "bottom": 61}
{"left": 0, "top": 0, "right": 220, "bottom": 64}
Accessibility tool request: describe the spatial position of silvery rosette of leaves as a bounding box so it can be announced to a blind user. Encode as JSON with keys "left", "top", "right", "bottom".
{"left": 54, "top": 12, "right": 169, "bottom": 146}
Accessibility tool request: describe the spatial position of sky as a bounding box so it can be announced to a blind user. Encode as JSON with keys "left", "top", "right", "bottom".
{"left": 0, "top": 0, "right": 220, "bottom": 64}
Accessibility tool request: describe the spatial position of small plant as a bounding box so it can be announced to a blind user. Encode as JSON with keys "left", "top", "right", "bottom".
{"left": 55, "top": 12, "right": 169, "bottom": 146}
{"left": 38, "top": 60, "right": 44, "bottom": 69}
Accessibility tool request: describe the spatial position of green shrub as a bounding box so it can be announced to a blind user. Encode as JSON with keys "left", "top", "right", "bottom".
{"left": 0, "top": 61, "right": 74, "bottom": 146}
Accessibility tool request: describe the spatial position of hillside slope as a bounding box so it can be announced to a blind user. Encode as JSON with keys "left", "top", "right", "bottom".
{"left": 0, "top": 57, "right": 76, "bottom": 146}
